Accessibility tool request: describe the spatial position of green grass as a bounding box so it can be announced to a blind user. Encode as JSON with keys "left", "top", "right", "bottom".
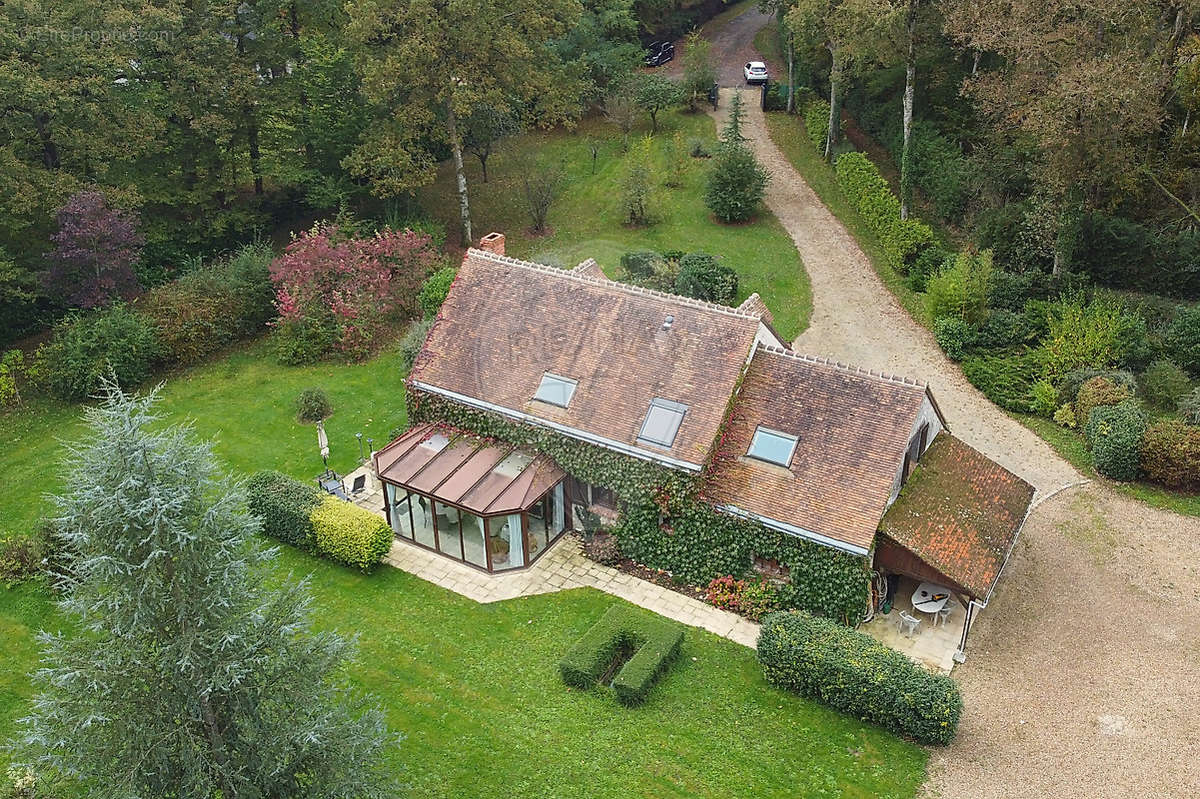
{"left": 0, "top": 549, "right": 928, "bottom": 797}
{"left": 420, "top": 110, "right": 812, "bottom": 340}
{"left": 0, "top": 340, "right": 410, "bottom": 533}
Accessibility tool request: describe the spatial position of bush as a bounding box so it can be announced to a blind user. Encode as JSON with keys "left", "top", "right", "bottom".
{"left": 925, "top": 250, "right": 993, "bottom": 325}
{"left": 1075, "top": 377, "right": 1133, "bottom": 430}
{"left": 310, "top": 494, "right": 392, "bottom": 572}
{"left": 1038, "top": 295, "right": 1146, "bottom": 380}
{"left": 974, "top": 309, "right": 1033, "bottom": 350}
{"left": 1140, "top": 419, "right": 1200, "bottom": 491}
{"left": 1179, "top": 387, "right": 1200, "bottom": 425}
{"left": 906, "top": 246, "right": 948, "bottom": 292}
{"left": 687, "top": 137, "right": 713, "bottom": 158}
{"left": 704, "top": 575, "right": 779, "bottom": 621}
{"left": 1085, "top": 400, "right": 1148, "bottom": 481}
{"left": 1058, "top": 368, "right": 1137, "bottom": 406}
{"left": 245, "top": 470, "right": 324, "bottom": 551}
{"left": 1166, "top": 306, "right": 1200, "bottom": 375}
{"left": 757, "top": 611, "right": 963, "bottom": 745}
{"left": 1054, "top": 403, "right": 1077, "bottom": 428}
{"left": 38, "top": 304, "right": 163, "bottom": 400}
{"left": 620, "top": 136, "right": 654, "bottom": 226}
{"left": 418, "top": 266, "right": 457, "bottom": 319}
{"left": 398, "top": 318, "right": 433, "bottom": 373}
{"left": 1030, "top": 379, "right": 1059, "bottom": 417}
{"left": 674, "top": 253, "right": 738, "bottom": 305}
{"left": 933, "top": 317, "right": 972, "bottom": 361}
{"left": 558, "top": 605, "right": 683, "bottom": 707}
{"left": 961, "top": 350, "right": 1041, "bottom": 413}
{"left": 834, "top": 152, "right": 934, "bottom": 272}
{"left": 621, "top": 251, "right": 666, "bottom": 281}
{"left": 804, "top": 99, "right": 830, "bottom": 153}
{"left": 704, "top": 142, "right": 770, "bottom": 223}
{"left": 1139, "top": 359, "right": 1191, "bottom": 409}
{"left": 273, "top": 315, "right": 339, "bottom": 366}
{"left": 0, "top": 534, "right": 44, "bottom": 587}
{"left": 295, "top": 387, "right": 333, "bottom": 423}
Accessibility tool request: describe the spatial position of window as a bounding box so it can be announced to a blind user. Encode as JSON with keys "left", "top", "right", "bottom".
{"left": 747, "top": 426, "right": 798, "bottom": 467}
{"left": 534, "top": 373, "right": 577, "bottom": 407}
{"left": 637, "top": 398, "right": 687, "bottom": 448}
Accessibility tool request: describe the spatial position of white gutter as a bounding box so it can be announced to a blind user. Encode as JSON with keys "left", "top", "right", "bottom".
{"left": 410, "top": 380, "right": 704, "bottom": 473}
{"left": 714, "top": 502, "right": 870, "bottom": 557}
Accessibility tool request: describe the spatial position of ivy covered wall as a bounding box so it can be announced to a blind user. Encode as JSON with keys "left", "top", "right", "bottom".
{"left": 408, "top": 387, "right": 872, "bottom": 623}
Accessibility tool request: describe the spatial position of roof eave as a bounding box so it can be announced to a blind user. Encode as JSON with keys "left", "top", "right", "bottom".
{"left": 713, "top": 502, "right": 871, "bottom": 557}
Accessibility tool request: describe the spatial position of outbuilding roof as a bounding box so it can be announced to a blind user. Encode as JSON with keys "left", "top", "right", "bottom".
{"left": 701, "top": 345, "right": 936, "bottom": 554}
{"left": 879, "top": 433, "right": 1035, "bottom": 599}
{"left": 409, "top": 248, "right": 766, "bottom": 469}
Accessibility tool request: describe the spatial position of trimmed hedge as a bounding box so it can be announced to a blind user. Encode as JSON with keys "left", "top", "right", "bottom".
{"left": 804, "top": 99, "right": 830, "bottom": 153}
{"left": 1140, "top": 419, "right": 1200, "bottom": 491}
{"left": 559, "top": 604, "right": 683, "bottom": 706}
{"left": 834, "top": 152, "right": 934, "bottom": 273}
{"left": 246, "top": 470, "right": 323, "bottom": 550}
{"left": 757, "top": 611, "right": 963, "bottom": 745}
{"left": 674, "top": 253, "right": 738, "bottom": 305}
{"left": 1085, "top": 400, "right": 1148, "bottom": 481}
{"left": 310, "top": 494, "right": 392, "bottom": 572}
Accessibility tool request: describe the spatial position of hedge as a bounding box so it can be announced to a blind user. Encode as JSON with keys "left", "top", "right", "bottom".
{"left": 1139, "top": 419, "right": 1200, "bottom": 491}
{"left": 246, "top": 470, "right": 324, "bottom": 550}
{"left": 1085, "top": 400, "right": 1148, "bottom": 481}
{"left": 674, "top": 253, "right": 738, "bottom": 305}
{"left": 310, "top": 494, "right": 392, "bottom": 572}
{"left": 804, "top": 99, "right": 830, "bottom": 153}
{"left": 834, "top": 152, "right": 934, "bottom": 273}
{"left": 559, "top": 605, "right": 683, "bottom": 706}
{"left": 757, "top": 611, "right": 963, "bottom": 745}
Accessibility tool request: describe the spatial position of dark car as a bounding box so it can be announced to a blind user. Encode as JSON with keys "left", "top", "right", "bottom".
{"left": 644, "top": 41, "right": 675, "bottom": 67}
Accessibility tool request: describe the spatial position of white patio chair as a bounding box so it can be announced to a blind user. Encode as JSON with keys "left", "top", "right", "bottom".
{"left": 937, "top": 604, "right": 953, "bottom": 627}
{"left": 897, "top": 611, "right": 921, "bottom": 638}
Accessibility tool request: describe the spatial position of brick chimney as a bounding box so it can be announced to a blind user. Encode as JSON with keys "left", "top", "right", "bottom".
{"left": 478, "top": 232, "right": 505, "bottom": 256}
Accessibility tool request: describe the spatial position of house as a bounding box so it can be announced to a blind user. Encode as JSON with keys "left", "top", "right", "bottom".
{"left": 373, "top": 233, "right": 1035, "bottom": 660}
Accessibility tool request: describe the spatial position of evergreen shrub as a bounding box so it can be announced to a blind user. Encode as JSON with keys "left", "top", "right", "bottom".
{"left": 1085, "top": 400, "right": 1148, "bottom": 481}
{"left": 310, "top": 495, "right": 392, "bottom": 572}
{"left": 558, "top": 604, "right": 683, "bottom": 706}
{"left": 246, "top": 470, "right": 324, "bottom": 551}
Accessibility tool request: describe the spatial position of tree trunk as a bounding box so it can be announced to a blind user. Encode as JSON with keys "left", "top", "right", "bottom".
{"left": 248, "top": 112, "right": 263, "bottom": 195}
{"left": 971, "top": 49, "right": 980, "bottom": 76}
{"left": 446, "top": 104, "right": 473, "bottom": 245}
{"left": 786, "top": 32, "right": 795, "bottom": 114}
{"left": 825, "top": 44, "right": 842, "bottom": 161}
{"left": 900, "top": 1, "right": 916, "bottom": 220}
{"left": 478, "top": 152, "right": 489, "bottom": 183}
{"left": 34, "top": 111, "right": 60, "bottom": 169}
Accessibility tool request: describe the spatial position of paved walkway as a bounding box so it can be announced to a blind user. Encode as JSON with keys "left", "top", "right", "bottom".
{"left": 385, "top": 534, "right": 761, "bottom": 648}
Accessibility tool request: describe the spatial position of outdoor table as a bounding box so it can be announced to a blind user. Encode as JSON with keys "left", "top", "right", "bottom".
{"left": 912, "top": 582, "right": 951, "bottom": 615}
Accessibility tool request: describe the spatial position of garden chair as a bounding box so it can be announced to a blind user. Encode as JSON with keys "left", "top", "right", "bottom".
{"left": 937, "top": 604, "right": 953, "bottom": 628}
{"left": 897, "top": 611, "right": 921, "bottom": 638}
{"left": 348, "top": 474, "right": 366, "bottom": 495}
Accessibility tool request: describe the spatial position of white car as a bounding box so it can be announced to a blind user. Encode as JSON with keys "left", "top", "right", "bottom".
{"left": 744, "top": 61, "right": 768, "bottom": 84}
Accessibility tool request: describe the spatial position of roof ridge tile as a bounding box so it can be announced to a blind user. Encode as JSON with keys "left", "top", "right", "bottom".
{"left": 467, "top": 247, "right": 763, "bottom": 322}
{"left": 754, "top": 344, "right": 927, "bottom": 390}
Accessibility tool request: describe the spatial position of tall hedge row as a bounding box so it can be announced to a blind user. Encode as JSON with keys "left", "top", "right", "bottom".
{"left": 246, "top": 470, "right": 323, "bottom": 550}
{"left": 757, "top": 611, "right": 963, "bottom": 745}
{"left": 834, "top": 151, "right": 934, "bottom": 273}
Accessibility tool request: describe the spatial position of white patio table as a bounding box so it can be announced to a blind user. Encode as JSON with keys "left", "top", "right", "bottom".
{"left": 912, "top": 582, "right": 951, "bottom": 616}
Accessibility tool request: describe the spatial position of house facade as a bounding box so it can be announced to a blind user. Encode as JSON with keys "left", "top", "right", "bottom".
{"left": 373, "top": 233, "right": 1034, "bottom": 656}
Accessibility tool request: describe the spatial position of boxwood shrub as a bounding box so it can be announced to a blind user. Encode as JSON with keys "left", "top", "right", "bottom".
{"left": 559, "top": 604, "right": 683, "bottom": 706}
{"left": 310, "top": 494, "right": 392, "bottom": 572}
{"left": 1085, "top": 400, "right": 1149, "bottom": 481}
{"left": 1140, "top": 418, "right": 1200, "bottom": 491}
{"left": 246, "top": 470, "right": 323, "bottom": 550}
{"left": 757, "top": 610, "right": 963, "bottom": 745}
{"left": 804, "top": 99, "right": 830, "bottom": 153}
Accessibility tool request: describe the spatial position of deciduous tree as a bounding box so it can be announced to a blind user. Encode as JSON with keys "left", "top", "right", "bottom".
{"left": 43, "top": 191, "right": 143, "bottom": 309}
{"left": 635, "top": 73, "right": 681, "bottom": 133}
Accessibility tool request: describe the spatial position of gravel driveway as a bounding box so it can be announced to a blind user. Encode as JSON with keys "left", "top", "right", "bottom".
{"left": 700, "top": 16, "right": 1200, "bottom": 796}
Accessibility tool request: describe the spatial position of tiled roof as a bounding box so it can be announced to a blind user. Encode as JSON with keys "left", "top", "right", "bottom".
{"left": 879, "top": 433, "right": 1034, "bottom": 599}
{"left": 572, "top": 258, "right": 606, "bottom": 279}
{"left": 702, "top": 345, "right": 932, "bottom": 553}
{"left": 736, "top": 292, "right": 773, "bottom": 325}
{"left": 410, "top": 248, "right": 764, "bottom": 468}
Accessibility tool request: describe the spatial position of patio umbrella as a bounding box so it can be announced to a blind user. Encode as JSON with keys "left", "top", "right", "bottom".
{"left": 317, "top": 419, "right": 329, "bottom": 467}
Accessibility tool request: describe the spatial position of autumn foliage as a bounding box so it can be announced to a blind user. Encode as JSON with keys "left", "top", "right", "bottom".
{"left": 269, "top": 224, "right": 440, "bottom": 362}
{"left": 44, "top": 190, "right": 144, "bottom": 309}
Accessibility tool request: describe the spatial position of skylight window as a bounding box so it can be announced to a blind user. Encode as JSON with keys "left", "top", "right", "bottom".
{"left": 534, "top": 373, "right": 577, "bottom": 407}
{"left": 637, "top": 398, "right": 687, "bottom": 449}
{"left": 747, "top": 426, "right": 798, "bottom": 467}
{"left": 420, "top": 432, "right": 450, "bottom": 453}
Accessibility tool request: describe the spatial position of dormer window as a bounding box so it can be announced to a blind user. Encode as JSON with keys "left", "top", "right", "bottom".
{"left": 747, "top": 426, "right": 798, "bottom": 467}
{"left": 534, "top": 373, "right": 577, "bottom": 408}
{"left": 637, "top": 398, "right": 687, "bottom": 448}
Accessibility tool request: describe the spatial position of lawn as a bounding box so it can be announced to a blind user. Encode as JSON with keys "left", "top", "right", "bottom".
{"left": 0, "top": 340, "right": 410, "bottom": 533}
{"left": 419, "top": 109, "right": 813, "bottom": 340}
{"left": 0, "top": 547, "right": 928, "bottom": 798}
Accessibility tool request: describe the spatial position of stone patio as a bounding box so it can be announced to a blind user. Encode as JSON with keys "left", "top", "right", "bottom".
{"left": 858, "top": 576, "right": 966, "bottom": 673}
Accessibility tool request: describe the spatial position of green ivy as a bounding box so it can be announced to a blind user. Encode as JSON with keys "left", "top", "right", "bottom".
{"left": 408, "top": 387, "right": 871, "bottom": 624}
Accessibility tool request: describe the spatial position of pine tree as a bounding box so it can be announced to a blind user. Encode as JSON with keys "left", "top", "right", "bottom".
{"left": 17, "top": 380, "right": 396, "bottom": 799}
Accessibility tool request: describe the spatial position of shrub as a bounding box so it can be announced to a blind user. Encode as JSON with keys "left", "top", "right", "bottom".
{"left": 418, "top": 265, "right": 457, "bottom": 319}
{"left": 1166, "top": 306, "right": 1200, "bottom": 375}
{"left": 44, "top": 189, "right": 143, "bottom": 309}
{"left": 704, "top": 575, "right": 779, "bottom": 621}
{"left": 674, "top": 253, "right": 738, "bottom": 305}
{"left": 925, "top": 250, "right": 993, "bottom": 325}
{"left": 0, "top": 534, "right": 44, "bottom": 587}
{"left": 38, "top": 304, "right": 163, "bottom": 400}
{"left": 1139, "top": 359, "right": 1191, "bottom": 409}
{"left": 1179, "top": 387, "right": 1200, "bottom": 425}
{"left": 1085, "top": 400, "right": 1148, "bottom": 481}
{"left": 621, "top": 251, "right": 666, "bottom": 282}
{"left": 1054, "top": 403, "right": 1077, "bottom": 428}
{"left": 620, "top": 137, "right": 655, "bottom": 226}
{"left": 704, "top": 142, "right": 770, "bottom": 223}
{"left": 933, "top": 317, "right": 972, "bottom": 361}
{"left": 757, "top": 611, "right": 963, "bottom": 745}
{"left": 558, "top": 605, "right": 683, "bottom": 706}
{"left": 295, "top": 387, "right": 333, "bottom": 423}
{"left": 0, "top": 350, "right": 24, "bottom": 407}
{"left": 687, "top": 137, "right": 713, "bottom": 158}
{"left": 1030, "top": 379, "right": 1059, "bottom": 417}
{"left": 1038, "top": 295, "right": 1145, "bottom": 380}
{"left": 1140, "top": 419, "right": 1200, "bottom": 491}
{"left": 273, "top": 315, "right": 339, "bottom": 366}
{"left": 834, "top": 151, "right": 934, "bottom": 272}
{"left": 310, "top": 494, "right": 392, "bottom": 571}
{"left": 974, "top": 309, "right": 1032, "bottom": 350}
{"left": 961, "top": 351, "right": 1041, "bottom": 412}
{"left": 804, "top": 99, "right": 830, "bottom": 153}
{"left": 1075, "top": 377, "right": 1132, "bottom": 429}
{"left": 245, "top": 470, "right": 324, "bottom": 551}
{"left": 906, "top": 245, "right": 949, "bottom": 292}
{"left": 1058, "top": 368, "right": 1137, "bottom": 405}
{"left": 398, "top": 318, "right": 433, "bottom": 373}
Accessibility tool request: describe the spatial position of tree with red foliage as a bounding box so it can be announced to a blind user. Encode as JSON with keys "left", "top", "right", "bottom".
{"left": 43, "top": 191, "right": 144, "bottom": 309}
{"left": 270, "top": 224, "right": 440, "bottom": 361}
